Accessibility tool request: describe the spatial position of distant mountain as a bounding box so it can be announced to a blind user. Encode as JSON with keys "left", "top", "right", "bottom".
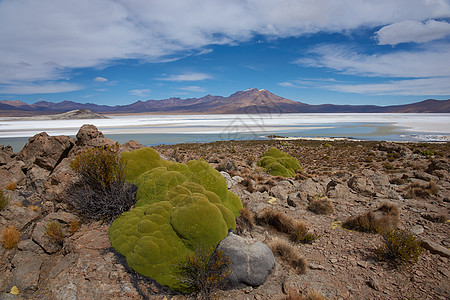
{"left": 1, "top": 89, "right": 449, "bottom": 116}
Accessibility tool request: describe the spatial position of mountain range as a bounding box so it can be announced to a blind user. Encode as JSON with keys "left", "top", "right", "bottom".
{"left": 1, "top": 88, "right": 449, "bottom": 116}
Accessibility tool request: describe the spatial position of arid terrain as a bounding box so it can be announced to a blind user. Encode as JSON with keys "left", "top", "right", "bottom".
{"left": 0, "top": 126, "right": 449, "bottom": 299}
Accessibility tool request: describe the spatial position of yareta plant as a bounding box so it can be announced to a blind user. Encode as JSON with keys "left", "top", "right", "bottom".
{"left": 109, "top": 148, "right": 242, "bottom": 289}
{"left": 257, "top": 147, "right": 302, "bottom": 177}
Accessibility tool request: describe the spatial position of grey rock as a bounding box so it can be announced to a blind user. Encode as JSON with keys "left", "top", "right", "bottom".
{"left": 32, "top": 212, "right": 79, "bottom": 254}
{"left": 410, "top": 225, "right": 424, "bottom": 235}
{"left": 220, "top": 171, "right": 233, "bottom": 189}
{"left": 348, "top": 176, "right": 375, "bottom": 197}
{"left": 368, "top": 277, "right": 381, "bottom": 291}
{"left": 119, "top": 140, "right": 145, "bottom": 153}
{"left": 0, "top": 205, "right": 39, "bottom": 232}
{"left": 17, "top": 132, "right": 75, "bottom": 171}
{"left": 0, "top": 160, "right": 26, "bottom": 189}
{"left": 414, "top": 171, "right": 437, "bottom": 182}
{"left": 0, "top": 145, "right": 14, "bottom": 166}
{"left": 11, "top": 251, "right": 44, "bottom": 292}
{"left": 271, "top": 185, "right": 290, "bottom": 201}
{"left": 421, "top": 239, "right": 450, "bottom": 258}
{"left": 25, "top": 166, "right": 50, "bottom": 193}
{"left": 216, "top": 232, "right": 275, "bottom": 288}
{"left": 232, "top": 175, "right": 244, "bottom": 185}
{"left": 75, "top": 124, "right": 104, "bottom": 146}
{"left": 17, "top": 239, "right": 45, "bottom": 254}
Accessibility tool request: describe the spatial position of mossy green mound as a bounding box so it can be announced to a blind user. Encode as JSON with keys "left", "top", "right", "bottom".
{"left": 257, "top": 147, "right": 302, "bottom": 177}
{"left": 109, "top": 148, "right": 242, "bottom": 290}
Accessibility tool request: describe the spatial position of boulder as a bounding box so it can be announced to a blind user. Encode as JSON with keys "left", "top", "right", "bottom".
{"left": 378, "top": 142, "right": 412, "bottom": 156}
{"left": 216, "top": 232, "right": 275, "bottom": 288}
{"left": 120, "top": 140, "right": 145, "bottom": 153}
{"left": 75, "top": 124, "right": 104, "bottom": 146}
{"left": 45, "top": 157, "right": 78, "bottom": 202}
{"left": 0, "top": 145, "right": 14, "bottom": 166}
{"left": 17, "top": 132, "right": 75, "bottom": 171}
{"left": 0, "top": 160, "right": 26, "bottom": 189}
{"left": 10, "top": 251, "right": 45, "bottom": 293}
{"left": 32, "top": 212, "right": 79, "bottom": 254}
{"left": 348, "top": 176, "right": 375, "bottom": 197}
{"left": 25, "top": 166, "right": 51, "bottom": 193}
{"left": 0, "top": 205, "right": 39, "bottom": 232}
{"left": 221, "top": 171, "right": 233, "bottom": 189}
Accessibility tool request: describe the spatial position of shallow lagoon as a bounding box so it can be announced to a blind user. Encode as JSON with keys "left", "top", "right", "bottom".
{"left": 1, "top": 113, "right": 449, "bottom": 151}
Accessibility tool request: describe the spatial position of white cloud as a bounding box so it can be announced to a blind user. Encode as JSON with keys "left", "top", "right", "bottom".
{"left": 129, "top": 89, "right": 151, "bottom": 98}
{"left": 1, "top": 0, "right": 450, "bottom": 90}
{"left": 0, "top": 82, "right": 82, "bottom": 94}
{"left": 176, "top": 86, "right": 207, "bottom": 92}
{"left": 323, "top": 77, "right": 450, "bottom": 96}
{"left": 158, "top": 72, "right": 212, "bottom": 82}
{"left": 376, "top": 20, "right": 450, "bottom": 45}
{"left": 297, "top": 44, "right": 450, "bottom": 78}
{"left": 94, "top": 77, "right": 108, "bottom": 82}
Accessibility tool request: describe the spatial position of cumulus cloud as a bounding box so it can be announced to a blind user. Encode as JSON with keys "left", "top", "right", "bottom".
{"left": 1, "top": 0, "right": 449, "bottom": 85}
{"left": 94, "top": 77, "right": 108, "bottom": 82}
{"left": 158, "top": 72, "right": 212, "bottom": 82}
{"left": 297, "top": 44, "right": 450, "bottom": 78}
{"left": 129, "top": 89, "right": 151, "bottom": 98}
{"left": 376, "top": 20, "right": 450, "bottom": 45}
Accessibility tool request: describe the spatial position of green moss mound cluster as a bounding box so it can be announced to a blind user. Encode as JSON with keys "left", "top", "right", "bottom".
{"left": 109, "top": 148, "right": 242, "bottom": 289}
{"left": 257, "top": 147, "right": 302, "bottom": 177}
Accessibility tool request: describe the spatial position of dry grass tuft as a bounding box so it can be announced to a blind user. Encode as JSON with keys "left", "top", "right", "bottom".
{"left": 236, "top": 206, "right": 255, "bottom": 233}
{"left": 241, "top": 177, "right": 256, "bottom": 193}
{"left": 69, "top": 220, "right": 81, "bottom": 235}
{"left": 44, "top": 221, "right": 65, "bottom": 245}
{"left": 2, "top": 225, "right": 20, "bottom": 249}
{"left": 4, "top": 181, "right": 17, "bottom": 191}
{"left": 404, "top": 181, "right": 439, "bottom": 198}
{"left": 0, "top": 190, "right": 8, "bottom": 211}
{"left": 270, "top": 239, "right": 307, "bottom": 274}
{"left": 257, "top": 209, "right": 318, "bottom": 244}
{"left": 28, "top": 205, "right": 40, "bottom": 212}
{"left": 308, "top": 196, "right": 334, "bottom": 215}
{"left": 343, "top": 202, "right": 400, "bottom": 233}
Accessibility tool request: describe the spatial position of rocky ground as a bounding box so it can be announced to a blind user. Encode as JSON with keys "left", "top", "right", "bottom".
{"left": 0, "top": 125, "right": 449, "bottom": 299}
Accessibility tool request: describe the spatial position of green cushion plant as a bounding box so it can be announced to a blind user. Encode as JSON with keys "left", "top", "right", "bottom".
{"left": 109, "top": 148, "right": 242, "bottom": 290}
{"left": 257, "top": 147, "right": 302, "bottom": 177}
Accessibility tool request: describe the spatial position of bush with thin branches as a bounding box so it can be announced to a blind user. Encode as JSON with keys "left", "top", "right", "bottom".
{"left": 175, "top": 246, "right": 231, "bottom": 299}
{"left": 68, "top": 144, "right": 137, "bottom": 221}
{"left": 375, "top": 229, "right": 423, "bottom": 266}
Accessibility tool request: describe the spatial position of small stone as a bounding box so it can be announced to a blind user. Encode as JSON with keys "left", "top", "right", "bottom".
{"left": 357, "top": 261, "right": 368, "bottom": 268}
{"left": 309, "top": 263, "right": 325, "bottom": 270}
{"left": 410, "top": 225, "right": 424, "bottom": 235}
{"left": 329, "top": 258, "right": 338, "bottom": 264}
{"left": 421, "top": 239, "right": 450, "bottom": 258}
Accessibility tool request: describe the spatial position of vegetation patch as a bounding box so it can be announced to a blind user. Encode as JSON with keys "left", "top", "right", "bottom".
{"left": 1, "top": 225, "right": 20, "bottom": 249}
{"left": 308, "top": 196, "right": 334, "bottom": 215}
{"left": 175, "top": 246, "right": 231, "bottom": 299}
{"left": 375, "top": 229, "right": 423, "bottom": 266}
{"left": 0, "top": 190, "right": 8, "bottom": 211}
{"left": 343, "top": 202, "right": 400, "bottom": 233}
{"left": 109, "top": 147, "right": 242, "bottom": 290}
{"left": 256, "top": 208, "right": 318, "bottom": 244}
{"left": 270, "top": 239, "right": 307, "bottom": 274}
{"left": 68, "top": 144, "right": 137, "bottom": 221}
{"left": 257, "top": 148, "right": 302, "bottom": 177}
{"left": 44, "top": 221, "right": 65, "bottom": 245}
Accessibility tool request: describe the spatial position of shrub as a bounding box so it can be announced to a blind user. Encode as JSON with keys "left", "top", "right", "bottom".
{"left": 343, "top": 202, "right": 399, "bottom": 233}
{"left": 270, "top": 239, "right": 307, "bottom": 274}
{"left": 0, "top": 190, "right": 8, "bottom": 211}
{"left": 428, "top": 180, "right": 439, "bottom": 195}
{"left": 375, "top": 229, "right": 423, "bottom": 266}
{"left": 4, "top": 181, "right": 17, "bottom": 191}
{"left": 241, "top": 177, "right": 255, "bottom": 193}
{"left": 2, "top": 225, "right": 20, "bottom": 249}
{"left": 323, "top": 143, "right": 331, "bottom": 148}
{"left": 44, "top": 221, "right": 65, "bottom": 245}
{"left": 308, "top": 196, "right": 334, "bottom": 215}
{"left": 175, "top": 246, "right": 231, "bottom": 299}
{"left": 257, "top": 148, "right": 302, "bottom": 177}
{"left": 68, "top": 144, "right": 137, "bottom": 221}
{"left": 404, "top": 182, "right": 435, "bottom": 198}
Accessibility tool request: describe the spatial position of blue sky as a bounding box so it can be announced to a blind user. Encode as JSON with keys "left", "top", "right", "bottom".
{"left": 1, "top": 0, "right": 450, "bottom": 106}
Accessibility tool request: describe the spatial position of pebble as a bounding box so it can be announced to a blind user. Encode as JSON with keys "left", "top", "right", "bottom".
{"left": 410, "top": 225, "right": 424, "bottom": 235}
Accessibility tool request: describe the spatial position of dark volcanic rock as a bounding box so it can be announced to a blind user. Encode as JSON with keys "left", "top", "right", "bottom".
{"left": 17, "top": 132, "right": 75, "bottom": 171}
